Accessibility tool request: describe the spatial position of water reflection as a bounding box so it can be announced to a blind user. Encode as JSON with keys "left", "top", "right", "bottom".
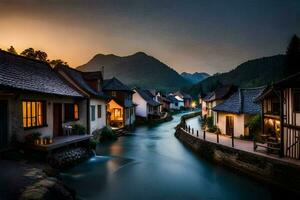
{"left": 61, "top": 113, "right": 287, "bottom": 200}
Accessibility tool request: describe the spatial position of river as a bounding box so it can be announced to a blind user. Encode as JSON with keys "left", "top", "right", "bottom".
{"left": 61, "top": 112, "right": 284, "bottom": 200}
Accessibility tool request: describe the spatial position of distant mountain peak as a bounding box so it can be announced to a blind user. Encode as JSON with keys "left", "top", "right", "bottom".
{"left": 181, "top": 72, "right": 210, "bottom": 84}
{"left": 77, "top": 52, "right": 191, "bottom": 90}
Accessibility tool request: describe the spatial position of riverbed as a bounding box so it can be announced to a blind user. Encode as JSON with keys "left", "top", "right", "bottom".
{"left": 60, "top": 113, "right": 285, "bottom": 200}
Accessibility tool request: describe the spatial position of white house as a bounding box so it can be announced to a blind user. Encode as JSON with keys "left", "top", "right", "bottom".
{"left": 212, "top": 87, "right": 265, "bottom": 137}
{"left": 133, "top": 88, "right": 162, "bottom": 119}
{"left": 0, "top": 50, "right": 89, "bottom": 149}
{"left": 55, "top": 66, "right": 109, "bottom": 134}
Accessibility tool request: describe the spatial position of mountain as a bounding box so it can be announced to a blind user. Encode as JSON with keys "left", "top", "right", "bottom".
{"left": 185, "top": 55, "right": 287, "bottom": 97}
{"left": 181, "top": 72, "right": 210, "bottom": 84}
{"left": 77, "top": 52, "right": 191, "bottom": 91}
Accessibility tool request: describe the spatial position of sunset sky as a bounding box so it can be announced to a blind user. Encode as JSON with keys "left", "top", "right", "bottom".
{"left": 0, "top": 0, "right": 299, "bottom": 74}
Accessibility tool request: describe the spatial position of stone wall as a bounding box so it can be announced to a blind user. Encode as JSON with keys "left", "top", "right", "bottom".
{"left": 175, "top": 128, "right": 300, "bottom": 194}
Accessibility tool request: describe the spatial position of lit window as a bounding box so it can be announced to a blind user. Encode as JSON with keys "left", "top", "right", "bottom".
{"left": 22, "top": 101, "right": 45, "bottom": 128}
{"left": 111, "top": 91, "right": 117, "bottom": 97}
{"left": 65, "top": 103, "right": 79, "bottom": 121}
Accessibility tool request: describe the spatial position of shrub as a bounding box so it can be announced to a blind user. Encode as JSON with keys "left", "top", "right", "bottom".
{"left": 89, "top": 138, "right": 98, "bottom": 149}
{"left": 73, "top": 124, "right": 86, "bottom": 135}
{"left": 99, "top": 126, "right": 117, "bottom": 142}
{"left": 247, "top": 114, "right": 262, "bottom": 139}
{"left": 208, "top": 125, "right": 218, "bottom": 133}
{"left": 25, "top": 132, "right": 41, "bottom": 144}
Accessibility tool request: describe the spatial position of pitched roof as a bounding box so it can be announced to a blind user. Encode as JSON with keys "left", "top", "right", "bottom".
{"left": 0, "top": 50, "right": 82, "bottom": 97}
{"left": 55, "top": 65, "right": 109, "bottom": 100}
{"left": 102, "top": 77, "right": 133, "bottom": 92}
{"left": 273, "top": 72, "right": 300, "bottom": 88}
{"left": 174, "top": 91, "right": 192, "bottom": 99}
{"left": 135, "top": 88, "right": 161, "bottom": 107}
{"left": 203, "top": 85, "right": 237, "bottom": 102}
{"left": 212, "top": 87, "right": 266, "bottom": 114}
{"left": 166, "top": 95, "right": 180, "bottom": 103}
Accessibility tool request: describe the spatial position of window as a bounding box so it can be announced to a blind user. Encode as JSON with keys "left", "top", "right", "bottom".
{"left": 294, "top": 91, "right": 300, "bottom": 112}
{"left": 91, "top": 106, "right": 96, "bottom": 121}
{"left": 97, "top": 105, "right": 102, "bottom": 118}
{"left": 65, "top": 103, "right": 79, "bottom": 122}
{"left": 111, "top": 91, "right": 117, "bottom": 97}
{"left": 22, "top": 101, "right": 46, "bottom": 128}
{"left": 113, "top": 108, "right": 122, "bottom": 119}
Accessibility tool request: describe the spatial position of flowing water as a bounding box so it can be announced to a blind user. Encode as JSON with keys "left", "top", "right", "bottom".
{"left": 61, "top": 112, "right": 287, "bottom": 200}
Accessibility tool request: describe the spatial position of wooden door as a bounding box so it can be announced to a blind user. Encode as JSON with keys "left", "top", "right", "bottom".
{"left": 53, "top": 103, "right": 62, "bottom": 137}
{"left": 0, "top": 100, "right": 8, "bottom": 148}
{"left": 226, "top": 116, "right": 234, "bottom": 136}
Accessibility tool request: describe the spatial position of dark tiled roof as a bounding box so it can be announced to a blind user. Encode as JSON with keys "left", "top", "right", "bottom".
{"left": 55, "top": 65, "right": 109, "bottom": 100}
{"left": 274, "top": 72, "right": 300, "bottom": 88}
{"left": 0, "top": 50, "right": 82, "bottom": 97}
{"left": 203, "top": 85, "right": 237, "bottom": 102}
{"left": 174, "top": 91, "right": 192, "bottom": 99}
{"left": 135, "top": 88, "right": 161, "bottom": 107}
{"left": 102, "top": 77, "right": 133, "bottom": 92}
{"left": 166, "top": 95, "right": 180, "bottom": 103}
{"left": 212, "top": 87, "right": 266, "bottom": 114}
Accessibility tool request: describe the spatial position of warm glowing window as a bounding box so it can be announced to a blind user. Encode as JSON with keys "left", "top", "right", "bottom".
{"left": 113, "top": 108, "right": 122, "bottom": 119}
{"left": 65, "top": 103, "right": 79, "bottom": 121}
{"left": 22, "top": 101, "right": 45, "bottom": 128}
{"left": 111, "top": 91, "right": 117, "bottom": 97}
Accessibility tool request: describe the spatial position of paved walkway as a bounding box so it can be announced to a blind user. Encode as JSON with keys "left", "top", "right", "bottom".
{"left": 185, "top": 116, "right": 300, "bottom": 166}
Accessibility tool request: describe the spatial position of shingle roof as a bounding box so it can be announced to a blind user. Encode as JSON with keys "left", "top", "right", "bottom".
{"left": 203, "top": 85, "right": 237, "bottom": 102}
{"left": 174, "top": 91, "right": 192, "bottom": 99}
{"left": 212, "top": 87, "right": 266, "bottom": 114}
{"left": 166, "top": 95, "right": 179, "bottom": 103}
{"left": 102, "top": 77, "right": 133, "bottom": 92}
{"left": 0, "top": 50, "right": 82, "bottom": 97}
{"left": 55, "top": 65, "right": 109, "bottom": 100}
{"left": 135, "top": 88, "right": 161, "bottom": 107}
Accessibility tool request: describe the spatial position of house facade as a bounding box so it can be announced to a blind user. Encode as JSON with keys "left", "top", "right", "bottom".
{"left": 0, "top": 50, "right": 87, "bottom": 149}
{"left": 202, "top": 85, "right": 237, "bottom": 125}
{"left": 155, "top": 92, "right": 171, "bottom": 111}
{"left": 133, "top": 88, "right": 162, "bottom": 119}
{"left": 166, "top": 95, "right": 181, "bottom": 110}
{"left": 55, "top": 65, "right": 109, "bottom": 134}
{"left": 212, "top": 87, "right": 265, "bottom": 137}
{"left": 174, "top": 91, "right": 192, "bottom": 108}
{"left": 102, "top": 77, "right": 136, "bottom": 128}
{"left": 256, "top": 73, "right": 300, "bottom": 159}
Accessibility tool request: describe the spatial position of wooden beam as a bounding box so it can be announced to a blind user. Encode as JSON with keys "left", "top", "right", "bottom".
{"left": 280, "top": 90, "right": 284, "bottom": 157}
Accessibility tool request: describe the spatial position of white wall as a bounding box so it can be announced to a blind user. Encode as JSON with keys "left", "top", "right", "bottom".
{"left": 89, "top": 98, "right": 106, "bottom": 134}
{"left": 216, "top": 112, "right": 246, "bottom": 137}
{"left": 133, "top": 91, "right": 148, "bottom": 118}
{"left": 3, "top": 93, "right": 87, "bottom": 142}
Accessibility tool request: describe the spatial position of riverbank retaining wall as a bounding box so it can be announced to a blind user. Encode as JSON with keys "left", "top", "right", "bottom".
{"left": 175, "top": 127, "right": 300, "bottom": 194}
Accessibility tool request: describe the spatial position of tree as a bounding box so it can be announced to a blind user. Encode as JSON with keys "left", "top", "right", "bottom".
{"left": 7, "top": 46, "right": 17, "bottom": 54}
{"left": 35, "top": 50, "right": 48, "bottom": 61}
{"left": 285, "top": 34, "right": 300, "bottom": 76}
{"left": 21, "top": 48, "right": 36, "bottom": 59}
{"left": 49, "top": 59, "right": 68, "bottom": 68}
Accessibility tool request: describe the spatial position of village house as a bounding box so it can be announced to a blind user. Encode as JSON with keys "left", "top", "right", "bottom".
{"left": 155, "top": 92, "right": 171, "bottom": 111}
{"left": 133, "top": 88, "right": 162, "bottom": 120}
{"left": 201, "top": 85, "right": 237, "bottom": 125}
{"left": 212, "top": 87, "right": 265, "bottom": 137}
{"left": 102, "top": 77, "right": 136, "bottom": 129}
{"left": 55, "top": 65, "right": 109, "bottom": 134}
{"left": 0, "top": 50, "right": 90, "bottom": 150}
{"left": 166, "top": 95, "right": 181, "bottom": 110}
{"left": 255, "top": 73, "right": 300, "bottom": 159}
{"left": 174, "top": 91, "right": 192, "bottom": 108}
